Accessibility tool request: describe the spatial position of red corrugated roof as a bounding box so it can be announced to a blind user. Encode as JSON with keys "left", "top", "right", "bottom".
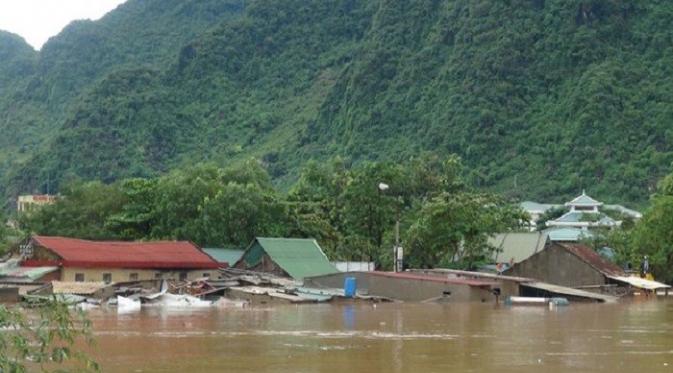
{"left": 557, "top": 243, "right": 624, "bottom": 276}
{"left": 32, "top": 236, "right": 219, "bottom": 270}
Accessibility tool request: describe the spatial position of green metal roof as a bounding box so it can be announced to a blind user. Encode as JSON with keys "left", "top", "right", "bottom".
{"left": 247, "top": 238, "right": 338, "bottom": 280}
{"left": 202, "top": 248, "right": 245, "bottom": 265}
{"left": 488, "top": 232, "right": 548, "bottom": 264}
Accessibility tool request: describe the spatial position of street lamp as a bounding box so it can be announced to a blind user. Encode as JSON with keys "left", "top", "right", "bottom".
{"left": 378, "top": 182, "right": 403, "bottom": 272}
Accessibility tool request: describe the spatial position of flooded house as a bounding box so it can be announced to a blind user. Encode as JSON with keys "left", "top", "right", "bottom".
{"left": 504, "top": 242, "right": 670, "bottom": 294}
{"left": 504, "top": 242, "right": 624, "bottom": 289}
{"left": 304, "top": 270, "right": 502, "bottom": 302}
{"left": 19, "top": 235, "right": 221, "bottom": 283}
{"left": 234, "top": 237, "right": 339, "bottom": 280}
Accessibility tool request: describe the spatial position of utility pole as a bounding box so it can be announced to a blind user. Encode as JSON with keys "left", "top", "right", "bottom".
{"left": 379, "top": 182, "right": 403, "bottom": 272}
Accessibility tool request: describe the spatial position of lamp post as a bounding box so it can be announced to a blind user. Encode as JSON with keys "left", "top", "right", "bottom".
{"left": 378, "top": 182, "right": 402, "bottom": 272}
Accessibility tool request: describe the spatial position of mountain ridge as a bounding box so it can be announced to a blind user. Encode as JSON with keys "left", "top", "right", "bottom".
{"left": 3, "top": 0, "right": 673, "bottom": 208}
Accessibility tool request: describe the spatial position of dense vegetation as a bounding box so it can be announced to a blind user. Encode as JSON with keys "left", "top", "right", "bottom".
{"left": 19, "top": 157, "right": 525, "bottom": 269}
{"left": 2, "top": 0, "right": 673, "bottom": 208}
{"left": 0, "top": 0, "right": 245, "bottom": 202}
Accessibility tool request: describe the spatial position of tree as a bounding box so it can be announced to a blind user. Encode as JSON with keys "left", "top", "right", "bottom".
{"left": 0, "top": 299, "right": 99, "bottom": 372}
{"left": 19, "top": 181, "right": 124, "bottom": 240}
{"left": 105, "top": 178, "right": 157, "bottom": 240}
{"left": 405, "top": 192, "right": 526, "bottom": 269}
{"left": 341, "top": 161, "right": 408, "bottom": 263}
{"left": 630, "top": 195, "right": 673, "bottom": 282}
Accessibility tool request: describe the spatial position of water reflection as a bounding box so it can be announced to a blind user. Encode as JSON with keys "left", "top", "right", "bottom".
{"left": 87, "top": 300, "right": 673, "bottom": 372}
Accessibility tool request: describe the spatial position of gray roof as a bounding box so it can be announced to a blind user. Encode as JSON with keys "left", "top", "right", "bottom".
{"left": 604, "top": 204, "right": 642, "bottom": 219}
{"left": 566, "top": 192, "right": 602, "bottom": 207}
{"left": 551, "top": 211, "right": 617, "bottom": 225}
{"left": 488, "top": 232, "right": 549, "bottom": 264}
{"left": 554, "top": 211, "right": 585, "bottom": 223}
{"left": 520, "top": 201, "right": 559, "bottom": 213}
{"left": 545, "top": 228, "right": 592, "bottom": 242}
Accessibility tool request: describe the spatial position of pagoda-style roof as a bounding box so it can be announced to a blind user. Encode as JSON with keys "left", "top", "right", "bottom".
{"left": 547, "top": 211, "right": 619, "bottom": 227}
{"left": 565, "top": 191, "right": 603, "bottom": 207}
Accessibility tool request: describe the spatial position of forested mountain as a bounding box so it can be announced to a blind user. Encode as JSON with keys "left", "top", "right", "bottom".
{"left": 0, "top": 0, "right": 245, "bottom": 201}
{"left": 3, "top": 0, "right": 673, "bottom": 207}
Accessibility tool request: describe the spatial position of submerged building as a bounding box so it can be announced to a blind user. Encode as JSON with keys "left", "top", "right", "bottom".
{"left": 504, "top": 242, "right": 624, "bottom": 288}
{"left": 234, "top": 237, "right": 339, "bottom": 280}
{"left": 20, "top": 235, "right": 221, "bottom": 283}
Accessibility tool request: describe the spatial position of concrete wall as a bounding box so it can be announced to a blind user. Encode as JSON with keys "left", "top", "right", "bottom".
{"left": 304, "top": 272, "right": 496, "bottom": 303}
{"left": 506, "top": 245, "right": 606, "bottom": 287}
{"left": 61, "top": 268, "right": 221, "bottom": 283}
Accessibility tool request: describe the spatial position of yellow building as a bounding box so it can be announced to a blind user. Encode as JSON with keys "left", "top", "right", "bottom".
{"left": 21, "top": 235, "right": 221, "bottom": 283}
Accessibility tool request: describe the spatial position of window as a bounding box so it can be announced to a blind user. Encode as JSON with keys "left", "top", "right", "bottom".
{"left": 103, "top": 273, "right": 112, "bottom": 284}
{"left": 179, "top": 272, "right": 188, "bottom": 281}
{"left": 75, "top": 273, "right": 84, "bottom": 282}
{"left": 129, "top": 273, "right": 139, "bottom": 281}
{"left": 202, "top": 273, "right": 210, "bottom": 278}
{"left": 155, "top": 272, "right": 162, "bottom": 279}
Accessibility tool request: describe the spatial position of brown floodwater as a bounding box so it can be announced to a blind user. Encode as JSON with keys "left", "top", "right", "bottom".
{"left": 86, "top": 299, "right": 673, "bottom": 372}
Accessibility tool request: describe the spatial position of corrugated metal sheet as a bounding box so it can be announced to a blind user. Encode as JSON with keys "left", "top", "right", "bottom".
{"left": 0, "top": 259, "right": 58, "bottom": 281}
{"left": 243, "top": 238, "right": 339, "bottom": 280}
{"left": 202, "top": 248, "right": 244, "bottom": 265}
{"left": 607, "top": 275, "right": 671, "bottom": 290}
{"left": 52, "top": 281, "right": 108, "bottom": 295}
{"left": 522, "top": 281, "right": 618, "bottom": 303}
{"left": 558, "top": 243, "right": 624, "bottom": 276}
{"left": 33, "top": 236, "right": 219, "bottom": 269}
{"left": 546, "top": 228, "right": 591, "bottom": 242}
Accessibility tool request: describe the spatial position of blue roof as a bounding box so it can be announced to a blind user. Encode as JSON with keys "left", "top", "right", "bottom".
{"left": 202, "top": 248, "right": 245, "bottom": 265}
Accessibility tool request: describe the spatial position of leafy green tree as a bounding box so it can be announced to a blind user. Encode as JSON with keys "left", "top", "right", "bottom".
{"left": 535, "top": 207, "right": 566, "bottom": 231}
{"left": 341, "top": 161, "right": 409, "bottom": 263}
{"left": 0, "top": 299, "right": 99, "bottom": 372}
{"left": 286, "top": 158, "right": 349, "bottom": 257}
{"left": 105, "top": 178, "right": 157, "bottom": 240}
{"left": 631, "top": 195, "right": 673, "bottom": 282}
{"left": 405, "top": 193, "right": 525, "bottom": 269}
{"left": 19, "top": 181, "right": 124, "bottom": 240}
{"left": 197, "top": 182, "right": 285, "bottom": 247}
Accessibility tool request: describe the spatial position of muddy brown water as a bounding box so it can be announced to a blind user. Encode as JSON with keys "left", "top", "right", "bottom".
{"left": 87, "top": 299, "right": 673, "bottom": 372}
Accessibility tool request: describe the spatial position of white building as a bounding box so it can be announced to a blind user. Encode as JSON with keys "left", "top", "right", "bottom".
{"left": 521, "top": 191, "right": 641, "bottom": 231}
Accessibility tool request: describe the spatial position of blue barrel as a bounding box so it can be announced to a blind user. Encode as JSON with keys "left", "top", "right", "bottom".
{"left": 344, "top": 277, "right": 357, "bottom": 298}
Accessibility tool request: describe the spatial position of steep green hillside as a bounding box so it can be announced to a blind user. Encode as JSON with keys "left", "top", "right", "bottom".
{"left": 0, "top": 31, "right": 35, "bottom": 92}
{"left": 0, "top": 0, "right": 245, "bottom": 202}
{"left": 4, "top": 0, "right": 673, "bottom": 207}
{"left": 312, "top": 0, "right": 673, "bottom": 203}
